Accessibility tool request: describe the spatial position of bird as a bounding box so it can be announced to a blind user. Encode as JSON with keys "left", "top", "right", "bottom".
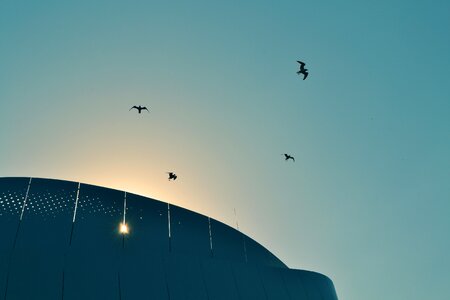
{"left": 167, "top": 172, "right": 177, "bottom": 181}
{"left": 129, "top": 105, "right": 149, "bottom": 114}
{"left": 283, "top": 154, "right": 295, "bottom": 162}
{"left": 296, "top": 61, "right": 309, "bottom": 80}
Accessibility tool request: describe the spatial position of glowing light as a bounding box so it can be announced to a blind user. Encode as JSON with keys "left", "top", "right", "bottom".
{"left": 119, "top": 222, "right": 129, "bottom": 234}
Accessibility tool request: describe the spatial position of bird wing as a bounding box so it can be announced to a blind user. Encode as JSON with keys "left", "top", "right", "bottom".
{"left": 303, "top": 72, "right": 308, "bottom": 80}
{"left": 143, "top": 107, "right": 149, "bottom": 112}
{"left": 129, "top": 106, "right": 138, "bottom": 111}
{"left": 297, "top": 61, "right": 305, "bottom": 68}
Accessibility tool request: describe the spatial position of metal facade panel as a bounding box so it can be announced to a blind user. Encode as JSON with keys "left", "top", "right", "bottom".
{"left": 305, "top": 271, "right": 338, "bottom": 300}
{"left": 245, "top": 236, "right": 286, "bottom": 268}
{"left": 0, "top": 178, "right": 29, "bottom": 298}
{"left": 280, "top": 268, "right": 310, "bottom": 300}
{"left": 298, "top": 271, "right": 331, "bottom": 300}
{"left": 201, "top": 258, "right": 240, "bottom": 300}
{"left": 0, "top": 178, "right": 28, "bottom": 220}
{"left": 325, "top": 280, "right": 339, "bottom": 300}
{"left": 166, "top": 254, "right": 208, "bottom": 300}
{"left": 0, "top": 178, "right": 339, "bottom": 300}
{"left": 121, "top": 254, "right": 169, "bottom": 300}
{"left": 121, "top": 193, "right": 169, "bottom": 299}
{"left": 209, "top": 219, "right": 246, "bottom": 263}
{"left": 123, "top": 193, "right": 169, "bottom": 257}
{"left": 63, "top": 183, "right": 123, "bottom": 300}
{"left": 170, "top": 205, "right": 211, "bottom": 257}
{"left": 319, "top": 277, "right": 339, "bottom": 300}
{"left": 231, "top": 262, "right": 268, "bottom": 300}
{"left": 258, "top": 266, "right": 290, "bottom": 300}
{"left": 6, "top": 178, "right": 77, "bottom": 300}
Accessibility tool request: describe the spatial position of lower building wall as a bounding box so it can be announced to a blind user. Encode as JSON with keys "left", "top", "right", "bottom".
{"left": 2, "top": 249, "right": 338, "bottom": 300}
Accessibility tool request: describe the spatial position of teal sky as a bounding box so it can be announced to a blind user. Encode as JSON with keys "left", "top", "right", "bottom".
{"left": 1, "top": 1, "right": 449, "bottom": 299}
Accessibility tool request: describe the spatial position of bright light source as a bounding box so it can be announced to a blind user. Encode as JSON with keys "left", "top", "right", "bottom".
{"left": 119, "top": 222, "right": 129, "bottom": 234}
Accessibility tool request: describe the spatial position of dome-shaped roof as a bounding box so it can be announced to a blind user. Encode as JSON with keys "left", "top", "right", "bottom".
{"left": 0, "top": 177, "right": 338, "bottom": 300}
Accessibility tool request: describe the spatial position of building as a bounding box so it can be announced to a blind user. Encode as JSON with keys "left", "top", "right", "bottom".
{"left": 0, "top": 177, "right": 338, "bottom": 299}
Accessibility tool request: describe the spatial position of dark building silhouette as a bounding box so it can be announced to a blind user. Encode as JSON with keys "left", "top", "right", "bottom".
{"left": 0, "top": 177, "right": 338, "bottom": 299}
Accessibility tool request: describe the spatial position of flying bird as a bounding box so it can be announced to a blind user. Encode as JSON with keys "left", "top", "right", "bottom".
{"left": 296, "top": 61, "right": 309, "bottom": 80}
{"left": 283, "top": 154, "right": 295, "bottom": 162}
{"left": 129, "top": 105, "right": 149, "bottom": 114}
{"left": 167, "top": 172, "right": 177, "bottom": 181}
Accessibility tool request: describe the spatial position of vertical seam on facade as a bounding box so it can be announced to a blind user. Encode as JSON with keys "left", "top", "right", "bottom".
{"left": 279, "top": 270, "right": 293, "bottom": 300}
{"left": 230, "top": 264, "right": 242, "bottom": 300}
{"left": 61, "top": 270, "right": 65, "bottom": 300}
{"left": 208, "top": 217, "right": 213, "bottom": 257}
{"left": 167, "top": 203, "right": 171, "bottom": 252}
{"left": 72, "top": 183, "right": 81, "bottom": 223}
{"left": 243, "top": 236, "right": 248, "bottom": 263}
{"left": 69, "top": 183, "right": 81, "bottom": 246}
{"left": 19, "top": 177, "right": 32, "bottom": 221}
{"left": 118, "top": 271, "right": 122, "bottom": 300}
{"left": 122, "top": 192, "right": 127, "bottom": 225}
{"left": 122, "top": 192, "right": 127, "bottom": 249}
{"left": 4, "top": 177, "right": 32, "bottom": 300}
{"left": 255, "top": 265, "right": 269, "bottom": 300}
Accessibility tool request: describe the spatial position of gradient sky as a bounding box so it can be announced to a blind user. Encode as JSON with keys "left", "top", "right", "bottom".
{"left": 1, "top": 1, "right": 449, "bottom": 299}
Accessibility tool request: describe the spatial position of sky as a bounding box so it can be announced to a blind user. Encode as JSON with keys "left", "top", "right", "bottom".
{"left": 1, "top": 1, "right": 449, "bottom": 299}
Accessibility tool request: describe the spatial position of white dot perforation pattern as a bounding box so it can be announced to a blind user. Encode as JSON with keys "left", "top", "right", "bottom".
{"left": 23, "top": 189, "right": 76, "bottom": 220}
{"left": 0, "top": 190, "right": 25, "bottom": 217}
{"left": 77, "top": 195, "right": 122, "bottom": 218}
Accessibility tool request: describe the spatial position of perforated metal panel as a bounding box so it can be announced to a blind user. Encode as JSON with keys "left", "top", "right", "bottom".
{"left": 0, "top": 178, "right": 29, "bottom": 299}
{"left": 170, "top": 205, "right": 211, "bottom": 257}
{"left": 120, "top": 193, "right": 169, "bottom": 299}
{"left": 123, "top": 193, "right": 169, "bottom": 255}
{"left": 6, "top": 178, "right": 77, "bottom": 300}
{"left": 63, "top": 183, "right": 123, "bottom": 300}
{"left": 209, "top": 219, "right": 246, "bottom": 263}
{"left": 0, "top": 178, "right": 28, "bottom": 221}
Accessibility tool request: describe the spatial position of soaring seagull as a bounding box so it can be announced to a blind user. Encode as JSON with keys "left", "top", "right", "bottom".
{"left": 296, "top": 61, "right": 309, "bottom": 80}
{"left": 167, "top": 172, "right": 177, "bottom": 181}
{"left": 129, "top": 105, "right": 149, "bottom": 114}
{"left": 283, "top": 154, "right": 295, "bottom": 162}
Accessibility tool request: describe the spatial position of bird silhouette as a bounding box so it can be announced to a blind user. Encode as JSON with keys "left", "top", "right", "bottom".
{"left": 296, "top": 61, "right": 309, "bottom": 80}
{"left": 283, "top": 154, "right": 295, "bottom": 162}
{"left": 167, "top": 172, "right": 177, "bottom": 181}
{"left": 129, "top": 105, "right": 149, "bottom": 114}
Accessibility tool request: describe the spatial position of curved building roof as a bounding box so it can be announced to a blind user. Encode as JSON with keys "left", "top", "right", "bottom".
{"left": 0, "top": 177, "right": 338, "bottom": 300}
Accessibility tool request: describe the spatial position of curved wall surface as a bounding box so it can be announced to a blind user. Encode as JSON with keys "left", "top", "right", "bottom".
{"left": 0, "top": 177, "right": 338, "bottom": 300}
